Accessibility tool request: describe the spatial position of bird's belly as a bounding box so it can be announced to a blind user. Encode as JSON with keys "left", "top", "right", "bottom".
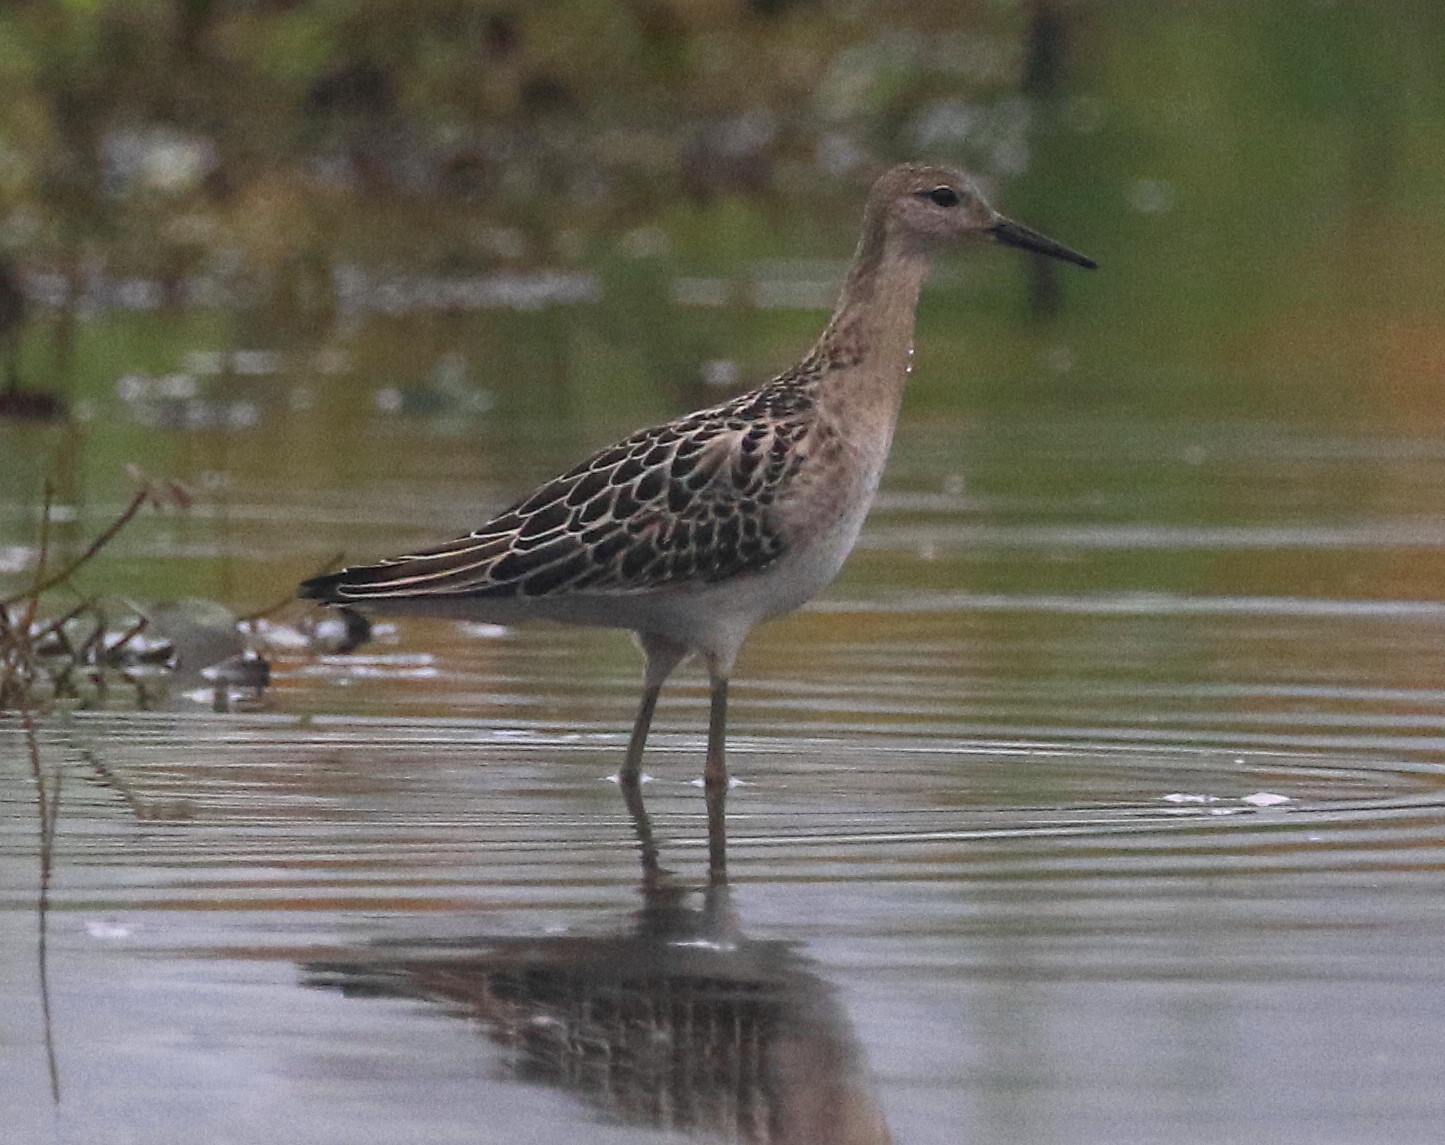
{"left": 758, "top": 488, "right": 874, "bottom": 618}
{"left": 740, "top": 439, "right": 882, "bottom": 619}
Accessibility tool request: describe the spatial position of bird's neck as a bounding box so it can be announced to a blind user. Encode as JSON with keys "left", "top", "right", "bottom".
{"left": 805, "top": 225, "right": 932, "bottom": 436}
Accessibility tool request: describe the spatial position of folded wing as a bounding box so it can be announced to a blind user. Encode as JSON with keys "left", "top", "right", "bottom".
{"left": 299, "top": 399, "right": 810, "bottom": 605}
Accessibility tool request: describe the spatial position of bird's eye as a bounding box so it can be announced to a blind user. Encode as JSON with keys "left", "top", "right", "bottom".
{"left": 924, "top": 186, "right": 960, "bottom": 208}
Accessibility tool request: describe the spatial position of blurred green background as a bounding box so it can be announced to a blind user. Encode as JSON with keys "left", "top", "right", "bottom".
{"left": 2, "top": 0, "right": 1444, "bottom": 608}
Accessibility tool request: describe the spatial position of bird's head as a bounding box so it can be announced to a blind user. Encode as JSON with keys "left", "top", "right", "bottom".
{"left": 868, "top": 163, "right": 1097, "bottom": 270}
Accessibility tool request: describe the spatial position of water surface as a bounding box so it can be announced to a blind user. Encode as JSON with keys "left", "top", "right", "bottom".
{"left": 7, "top": 404, "right": 1445, "bottom": 1145}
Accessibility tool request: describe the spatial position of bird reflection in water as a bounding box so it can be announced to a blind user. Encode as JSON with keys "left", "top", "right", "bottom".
{"left": 302, "top": 800, "right": 892, "bottom": 1144}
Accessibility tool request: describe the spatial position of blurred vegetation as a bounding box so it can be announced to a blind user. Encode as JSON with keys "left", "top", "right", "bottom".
{"left": 0, "top": 2, "right": 1440, "bottom": 378}
{"left": 0, "top": 0, "right": 1031, "bottom": 270}
{"left": 0, "top": 2, "right": 1434, "bottom": 387}
{"left": 3, "top": 1, "right": 1445, "bottom": 610}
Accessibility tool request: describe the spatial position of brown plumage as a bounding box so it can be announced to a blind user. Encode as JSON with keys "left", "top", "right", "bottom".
{"left": 300, "top": 162, "right": 1095, "bottom": 874}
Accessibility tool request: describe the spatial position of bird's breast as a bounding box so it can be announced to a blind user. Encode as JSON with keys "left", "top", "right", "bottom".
{"left": 762, "top": 428, "right": 888, "bottom": 617}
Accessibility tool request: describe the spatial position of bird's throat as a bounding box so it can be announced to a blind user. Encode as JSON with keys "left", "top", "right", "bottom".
{"left": 810, "top": 236, "right": 933, "bottom": 434}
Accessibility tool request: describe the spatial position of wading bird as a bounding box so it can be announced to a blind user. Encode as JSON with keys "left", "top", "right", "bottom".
{"left": 300, "top": 163, "right": 1095, "bottom": 871}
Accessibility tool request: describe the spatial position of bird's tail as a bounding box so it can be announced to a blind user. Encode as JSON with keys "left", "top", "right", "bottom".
{"left": 297, "top": 569, "right": 353, "bottom": 604}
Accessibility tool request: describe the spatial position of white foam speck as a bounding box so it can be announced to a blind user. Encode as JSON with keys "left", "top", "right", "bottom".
{"left": 86, "top": 919, "right": 133, "bottom": 940}
{"left": 1241, "top": 791, "right": 1293, "bottom": 807}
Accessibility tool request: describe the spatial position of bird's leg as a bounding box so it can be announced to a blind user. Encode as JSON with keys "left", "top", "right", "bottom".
{"left": 621, "top": 682, "right": 662, "bottom": 786}
{"left": 621, "top": 633, "right": 686, "bottom": 785}
{"left": 704, "top": 663, "right": 730, "bottom": 879}
{"left": 704, "top": 674, "right": 729, "bottom": 789}
{"left": 622, "top": 634, "right": 686, "bottom": 878}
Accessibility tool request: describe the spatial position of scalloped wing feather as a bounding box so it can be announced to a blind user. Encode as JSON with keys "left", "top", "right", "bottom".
{"left": 301, "top": 385, "right": 816, "bottom": 605}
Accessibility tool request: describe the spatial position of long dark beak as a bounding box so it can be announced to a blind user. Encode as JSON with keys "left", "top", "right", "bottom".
{"left": 988, "top": 217, "right": 1097, "bottom": 270}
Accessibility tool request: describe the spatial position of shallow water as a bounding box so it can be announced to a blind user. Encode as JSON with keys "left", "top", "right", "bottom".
{"left": 4, "top": 2, "right": 1445, "bottom": 1137}
{"left": 6, "top": 406, "right": 1445, "bottom": 1144}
